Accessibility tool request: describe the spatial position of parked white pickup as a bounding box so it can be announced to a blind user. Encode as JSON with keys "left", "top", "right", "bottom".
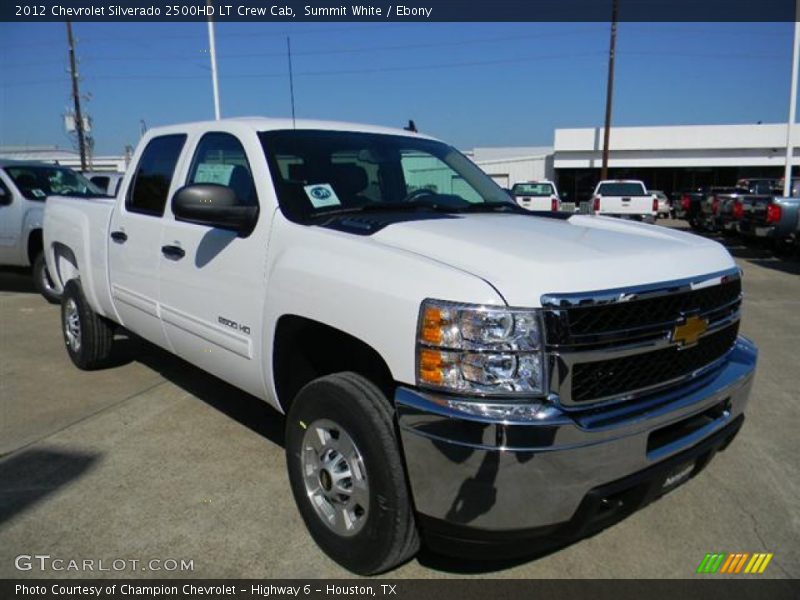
{"left": 0, "top": 159, "right": 105, "bottom": 302}
{"left": 592, "top": 179, "right": 657, "bottom": 222}
{"left": 44, "top": 117, "right": 756, "bottom": 575}
{"left": 511, "top": 179, "right": 560, "bottom": 212}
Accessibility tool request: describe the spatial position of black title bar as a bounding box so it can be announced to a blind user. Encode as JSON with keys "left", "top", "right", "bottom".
{"left": 2, "top": 0, "right": 797, "bottom": 22}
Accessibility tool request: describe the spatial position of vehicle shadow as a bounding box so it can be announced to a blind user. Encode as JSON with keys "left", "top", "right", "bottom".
{"left": 107, "top": 333, "right": 286, "bottom": 449}
{"left": 0, "top": 448, "right": 100, "bottom": 525}
{"left": 0, "top": 267, "right": 36, "bottom": 295}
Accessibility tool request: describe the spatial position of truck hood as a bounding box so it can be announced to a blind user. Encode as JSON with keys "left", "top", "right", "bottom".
{"left": 370, "top": 214, "right": 735, "bottom": 306}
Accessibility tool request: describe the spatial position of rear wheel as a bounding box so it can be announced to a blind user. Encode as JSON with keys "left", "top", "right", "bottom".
{"left": 285, "top": 372, "right": 419, "bottom": 575}
{"left": 33, "top": 252, "right": 60, "bottom": 304}
{"left": 61, "top": 279, "right": 114, "bottom": 370}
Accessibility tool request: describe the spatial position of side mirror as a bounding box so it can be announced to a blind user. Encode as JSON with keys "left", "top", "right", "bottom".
{"left": 0, "top": 187, "right": 10, "bottom": 206}
{"left": 172, "top": 184, "right": 258, "bottom": 236}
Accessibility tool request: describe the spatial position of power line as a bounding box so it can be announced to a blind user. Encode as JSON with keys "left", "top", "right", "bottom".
{"left": 3, "top": 27, "right": 605, "bottom": 68}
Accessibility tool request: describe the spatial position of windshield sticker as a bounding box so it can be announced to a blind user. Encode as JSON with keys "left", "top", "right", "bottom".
{"left": 194, "top": 163, "right": 235, "bottom": 186}
{"left": 304, "top": 184, "right": 341, "bottom": 208}
{"left": 31, "top": 189, "right": 46, "bottom": 198}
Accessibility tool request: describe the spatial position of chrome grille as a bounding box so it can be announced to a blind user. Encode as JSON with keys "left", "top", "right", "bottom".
{"left": 542, "top": 268, "right": 742, "bottom": 407}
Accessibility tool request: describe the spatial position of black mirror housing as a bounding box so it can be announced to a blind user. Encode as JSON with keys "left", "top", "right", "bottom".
{"left": 0, "top": 187, "right": 10, "bottom": 206}
{"left": 172, "top": 184, "right": 258, "bottom": 236}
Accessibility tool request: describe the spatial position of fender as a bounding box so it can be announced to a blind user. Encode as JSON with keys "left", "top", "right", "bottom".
{"left": 260, "top": 210, "right": 504, "bottom": 411}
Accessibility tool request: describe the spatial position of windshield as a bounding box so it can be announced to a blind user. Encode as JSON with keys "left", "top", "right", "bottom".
{"left": 4, "top": 165, "right": 105, "bottom": 199}
{"left": 597, "top": 182, "right": 648, "bottom": 196}
{"left": 512, "top": 182, "right": 554, "bottom": 197}
{"left": 259, "top": 130, "right": 513, "bottom": 221}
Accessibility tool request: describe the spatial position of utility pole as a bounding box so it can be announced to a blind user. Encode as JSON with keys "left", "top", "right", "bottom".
{"left": 784, "top": 2, "right": 800, "bottom": 197}
{"left": 600, "top": 0, "right": 619, "bottom": 181}
{"left": 66, "top": 21, "right": 88, "bottom": 172}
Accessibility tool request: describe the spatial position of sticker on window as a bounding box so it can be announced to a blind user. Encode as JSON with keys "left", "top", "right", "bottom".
{"left": 31, "top": 189, "right": 46, "bottom": 198}
{"left": 304, "top": 184, "right": 340, "bottom": 208}
{"left": 194, "top": 163, "right": 235, "bottom": 185}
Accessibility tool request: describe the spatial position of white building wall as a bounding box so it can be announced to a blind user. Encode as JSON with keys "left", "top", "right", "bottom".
{"left": 554, "top": 123, "right": 800, "bottom": 169}
{"left": 473, "top": 154, "right": 553, "bottom": 187}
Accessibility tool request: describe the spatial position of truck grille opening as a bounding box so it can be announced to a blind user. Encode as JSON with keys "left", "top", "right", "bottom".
{"left": 545, "top": 278, "right": 741, "bottom": 345}
{"left": 570, "top": 323, "right": 738, "bottom": 404}
{"left": 543, "top": 274, "right": 742, "bottom": 407}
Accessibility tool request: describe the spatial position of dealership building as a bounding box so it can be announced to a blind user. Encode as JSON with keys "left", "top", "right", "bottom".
{"left": 468, "top": 122, "right": 800, "bottom": 201}
{"left": 3, "top": 123, "right": 800, "bottom": 202}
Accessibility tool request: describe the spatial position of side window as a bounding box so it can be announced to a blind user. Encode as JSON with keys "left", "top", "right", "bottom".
{"left": 127, "top": 134, "right": 186, "bottom": 216}
{"left": 0, "top": 176, "right": 10, "bottom": 203}
{"left": 186, "top": 132, "right": 258, "bottom": 206}
{"left": 90, "top": 176, "right": 110, "bottom": 191}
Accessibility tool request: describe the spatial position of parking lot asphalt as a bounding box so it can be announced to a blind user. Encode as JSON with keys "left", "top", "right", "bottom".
{"left": 0, "top": 220, "right": 798, "bottom": 579}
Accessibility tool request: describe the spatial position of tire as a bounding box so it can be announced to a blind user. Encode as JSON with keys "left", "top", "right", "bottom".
{"left": 61, "top": 279, "right": 114, "bottom": 370}
{"left": 285, "top": 372, "right": 419, "bottom": 575}
{"left": 33, "top": 252, "right": 60, "bottom": 304}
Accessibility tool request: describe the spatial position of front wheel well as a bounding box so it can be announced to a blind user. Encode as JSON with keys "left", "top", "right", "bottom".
{"left": 27, "top": 229, "right": 43, "bottom": 264}
{"left": 272, "top": 315, "right": 396, "bottom": 414}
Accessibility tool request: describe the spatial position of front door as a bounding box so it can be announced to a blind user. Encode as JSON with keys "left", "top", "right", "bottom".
{"left": 158, "top": 131, "right": 268, "bottom": 398}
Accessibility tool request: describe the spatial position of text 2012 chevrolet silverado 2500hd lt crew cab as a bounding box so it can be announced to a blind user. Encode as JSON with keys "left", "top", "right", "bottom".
{"left": 0, "top": 159, "right": 105, "bottom": 302}
{"left": 44, "top": 118, "right": 757, "bottom": 575}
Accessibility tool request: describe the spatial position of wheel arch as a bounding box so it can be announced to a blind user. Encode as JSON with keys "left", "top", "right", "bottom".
{"left": 272, "top": 314, "right": 396, "bottom": 415}
{"left": 26, "top": 228, "right": 43, "bottom": 265}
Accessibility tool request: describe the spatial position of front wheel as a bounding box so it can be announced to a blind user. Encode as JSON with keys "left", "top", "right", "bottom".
{"left": 61, "top": 279, "right": 114, "bottom": 370}
{"left": 285, "top": 372, "right": 419, "bottom": 575}
{"left": 33, "top": 252, "right": 60, "bottom": 304}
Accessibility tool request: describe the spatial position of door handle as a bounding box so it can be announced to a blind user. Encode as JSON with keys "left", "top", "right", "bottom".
{"left": 161, "top": 245, "right": 185, "bottom": 260}
{"left": 110, "top": 231, "right": 127, "bottom": 243}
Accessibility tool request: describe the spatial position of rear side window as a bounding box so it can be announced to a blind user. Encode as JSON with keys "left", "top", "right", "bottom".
{"left": 90, "top": 176, "right": 110, "bottom": 191}
{"left": 186, "top": 132, "right": 258, "bottom": 206}
{"left": 597, "top": 182, "right": 647, "bottom": 196}
{"left": 127, "top": 134, "right": 186, "bottom": 216}
{"left": 512, "top": 183, "right": 554, "bottom": 196}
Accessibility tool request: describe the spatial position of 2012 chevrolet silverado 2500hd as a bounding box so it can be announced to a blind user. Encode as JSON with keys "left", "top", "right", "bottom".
{"left": 44, "top": 118, "right": 757, "bottom": 575}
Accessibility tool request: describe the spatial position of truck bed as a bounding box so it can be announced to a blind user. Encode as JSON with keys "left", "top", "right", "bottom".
{"left": 43, "top": 195, "right": 116, "bottom": 319}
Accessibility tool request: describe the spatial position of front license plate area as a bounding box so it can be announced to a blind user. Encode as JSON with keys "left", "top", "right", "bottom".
{"left": 659, "top": 460, "right": 697, "bottom": 493}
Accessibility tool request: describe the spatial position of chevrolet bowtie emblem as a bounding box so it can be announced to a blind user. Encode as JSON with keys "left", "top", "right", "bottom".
{"left": 672, "top": 315, "right": 709, "bottom": 347}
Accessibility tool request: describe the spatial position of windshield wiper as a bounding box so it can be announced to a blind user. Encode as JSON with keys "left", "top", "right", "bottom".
{"left": 309, "top": 201, "right": 456, "bottom": 219}
{"left": 457, "top": 202, "right": 523, "bottom": 214}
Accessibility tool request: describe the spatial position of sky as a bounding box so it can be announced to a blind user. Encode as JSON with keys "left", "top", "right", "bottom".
{"left": 0, "top": 21, "right": 795, "bottom": 154}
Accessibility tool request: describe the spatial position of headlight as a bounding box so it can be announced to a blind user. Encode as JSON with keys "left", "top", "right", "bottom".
{"left": 416, "top": 299, "right": 545, "bottom": 397}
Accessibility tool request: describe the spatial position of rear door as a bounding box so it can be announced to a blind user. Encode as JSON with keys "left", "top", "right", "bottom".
{"left": 108, "top": 134, "right": 187, "bottom": 347}
{"left": 0, "top": 171, "right": 22, "bottom": 264}
{"left": 158, "top": 131, "right": 268, "bottom": 398}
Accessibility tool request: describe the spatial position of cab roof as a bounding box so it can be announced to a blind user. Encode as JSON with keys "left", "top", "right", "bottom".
{"left": 145, "top": 117, "right": 440, "bottom": 141}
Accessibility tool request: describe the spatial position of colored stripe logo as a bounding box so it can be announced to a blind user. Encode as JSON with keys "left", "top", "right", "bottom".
{"left": 697, "top": 553, "right": 773, "bottom": 574}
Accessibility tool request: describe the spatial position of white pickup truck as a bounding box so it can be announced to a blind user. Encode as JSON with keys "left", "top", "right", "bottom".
{"left": 0, "top": 159, "right": 105, "bottom": 302}
{"left": 592, "top": 179, "right": 657, "bottom": 222}
{"left": 44, "top": 118, "right": 757, "bottom": 575}
{"left": 510, "top": 179, "right": 560, "bottom": 212}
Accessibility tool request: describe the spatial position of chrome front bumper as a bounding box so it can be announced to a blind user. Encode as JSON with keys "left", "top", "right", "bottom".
{"left": 395, "top": 336, "right": 757, "bottom": 536}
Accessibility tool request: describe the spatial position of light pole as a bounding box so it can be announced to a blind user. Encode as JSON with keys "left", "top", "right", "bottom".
{"left": 207, "top": 1, "right": 221, "bottom": 120}
{"left": 783, "top": 7, "right": 799, "bottom": 197}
